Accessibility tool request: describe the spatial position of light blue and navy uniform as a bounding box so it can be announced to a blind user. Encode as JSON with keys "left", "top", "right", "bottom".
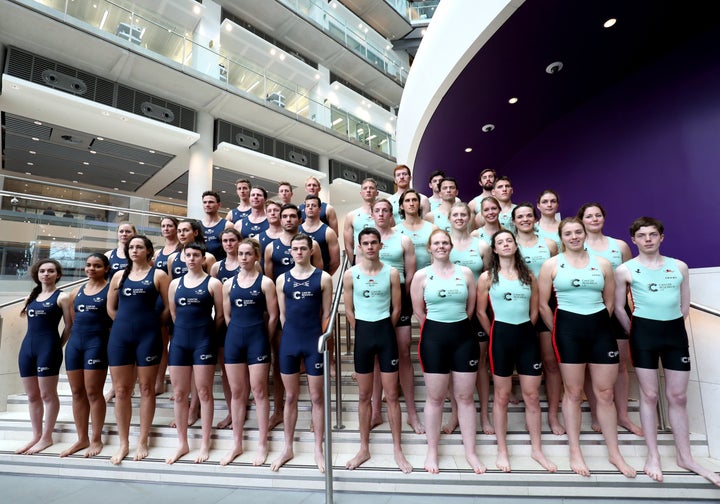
{"left": 350, "top": 264, "right": 399, "bottom": 374}
{"left": 169, "top": 276, "right": 216, "bottom": 366}
{"left": 379, "top": 231, "right": 412, "bottom": 326}
{"left": 418, "top": 265, "right": 478, "bottom": 374}
{"left": 19, "top": 290, "right": 64, "bottom": 377}
{"left": 300, "top": 222, "right": 331, "bottom": 273}
{"left": 488, "top": 274, "right": 541, "bottom": 377}
{"left": 225, "top": 273, "right": 270, "bottom": 365}
{"left": 66, "top": 284, "right": 112, "bottom": 371}
{"left": 202, "top": 219, "right": 229, "bottom": 261}
{"left": 108, "top": 269, "right": 163, "bottom": 367}
{"left": 239, "top": 216, "right": 269, "bottom": 239}
{"left": 229, "top": 207, "right": 252, "bottom": 224}
{"left": 396, "top": 220, "right": 434, "bottom": 270}
{"left": 552, "top": 253, "right": 617, "bottom": 364}
{"left": 626, "top": 257, "right": 689, "bottom": 371}
{"left": 279, "top": 269, "right": 324, "bottom": 376}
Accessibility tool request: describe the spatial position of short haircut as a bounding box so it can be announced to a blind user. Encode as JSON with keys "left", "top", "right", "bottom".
{"left": 202, "top": 190, "right": 221, "bottom": 203}
{"left": 511, "top": 202, "right": 538, "bottom": 221}
{"left": 185, "top": 241, "right": 208, "bottom": 255}
{"left": 280, "top": 203, "right": 301, "bottom": 218}
{"left": 478, "top": 168, "right": 496, "bottom": 181}
{"left": 629, "top": 216, "right": 664, "bottom": 236}
{"left": 372, "top": 198, "right": 393, "bottom": 211}
{"left": 439, "top": 177, "right": 458, "bottom": 189}
{"left": 304, "top": 194, "right": 322, "bottom": 205}
{"left": 235, "top": 178, "right": 252, "bottom": 187}
{"left": 361, "top": 177, "right": 377, "bottom": 188}
{"left": 251, "top": 186, "right": 268, "bottom": 199}
{"left": 428, "top": 170, "right": 445, "bottom": 182}
{"left": 358, "top": 227, "right": 381, "bottom": 243}
{"left": 399, "top": 189, "right": 423, "bottom": 219}
{"left": 493, "top": 176, "right": 512, "bottom": 188}
{"left": 278, "top": 181, "right": 293, "bottom": 190}
{"left": 393, "top": 164, "right": 411, "bottom": 177}
{"left": 291, "top": 233, "right": 313, "bottom": 248}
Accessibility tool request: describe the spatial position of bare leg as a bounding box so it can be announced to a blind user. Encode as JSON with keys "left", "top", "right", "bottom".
{"left": 134, "top": 364, "right": 159, "bottom": 461}
{"left": 216, "top": 348, "right": 233, "bottom": 429}
{"left": 635, "top": 367, "right": 663, "bottom": 481}
{"left": 442, "top": 383, "right": 459, "bottom": 434}
{"left": 188, "top": 371, "right": 200, "bottom": 426}
{"left": 346, "top": 371, "right": 373, "bottom": 470}
{"left": 249, "top": 363, "right": 270, "bottom": 466}
{"left": 24, "top": 375, "right": 60, "bottom": 454}
{"left": 539, "top": 331, "right": 564, "bottom": 434}
{"left": 193, "top": 363, "right": 215, "bottom": 463}
{"left": 423, "top": 372, "right": 450, "bottom": 473}
{"left": 478, "top": 341, "right": 493, "bottom": 434}
{"left": 166, "top": 365, "right": 191, "bottom": 464}
{"left": 269, "top": 330, "right": 284, "bottom": 430}
{"left": 559, "top": 363, "right": 590, "bottom": 476}
{"left": 307, "top": 374, "right": 326, "bottom": 473}
{"left": 615, "top": 340, "right": 643, "bottom": 435}
{"left": 370, "top": 360, "right": 384, "bottom": 429}
{"left": 155, "top": 325, "right": 170, "bottom": 395}
{"left": 220, "top": 363, "right": 250, "bottom": 466}
{"left": 270, "top": 372, "right": 299, "bottom": 471}
{"left": 397, "top": 325, "right": 423, "bottom": 433}
{"left": 663, "top": 369, "right": 720, "bottom": 487}
{"left": 520, "top": 374, "right": 557, "bottom": 472}
{"left": 584, "top": 367, "right": 600, "bottom": 432}
{"left": 382, "top": 371, "right": 412, "bottom": 473}
{"left": 588, "top": 363, "right": 636, "bottom": 478}
{"left": 109, "top": 365, "right": 134, "bottom": 464}
{"left": 60, "top": 370, "right": 91, "bottom": 457}
{"left": 84, "top": 369, "right": 107, "bottom": 457}
{"left": 493, "top": 375, "right": 512, "bottom": 472}
{"left": 454, "top": 371, "right": 485, "bottom": 474}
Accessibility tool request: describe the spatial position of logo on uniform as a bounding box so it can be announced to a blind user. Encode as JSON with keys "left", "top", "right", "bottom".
{"left": 391, "top": 359, "right": 399, "bottom": 366}
{"left": 438, "top": 289, "right": 447, "bottom": 298}
{"left": 608, "top": 350, "right": 619, "bottom": 358}
{"left": 142, "top": 279, "right": 152, "bottom": 286}
{"left": 533, "top": 362, "right": 543, "bottom": 370}
{"left": 503, "top": 292, "right": 513, "bottom": 301}
{"left": 571, "top": 279, "right": 581, "bottom": 288}
{"left": 648, "top": 283, "right": 658, "bottom": 292}
{"left": 681, "top": 356, "right": 690, "bottom": 364}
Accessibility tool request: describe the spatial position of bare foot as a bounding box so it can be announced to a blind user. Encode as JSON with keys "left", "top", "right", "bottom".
{"left": 643, "top": 454, "right": 663, "bottom": 482}
{"left": 442, "top": 418, "right": 458, "bottom": 434}
{"left": 370, "top": 414, "right": 383, "bottom": 430}
{"left": 134, "top": 442, "right": 149, "bottom": 461}
{"left": 466, "top": 453, "right": 486, "bottom": 474}
{"left": 609, "top": 454, "right": 636, "bottom": 478}
{"left": 110, "top": 445, "right": 129, "bottom": 465}
{"left": 496, "top": 452, "right": 511, "bottom": 472}
{"left": 168, "top": 419, "right": 177, "bottom": 428}
{"left": 509, "top": 391, "right": 520, "bottom": 405}
{"left": 314, "top": 448, "right": 325, "bottom": 473}
{"left": 269, "top": 411, "right": 284, "bottom": 430}
{"left": 350, "top": 372, "right": 357, "bottom": 382}
{"left": 270, "top": 447, "right": 294, "bottom": 471}
{"left": 570, "top": 451, "right": 590, "bottom": 477}
{"left": 60, "top": 439, "right": 89, "bottom": 457}
{"left": 481, "top": 417, "right": 495, "bottom": 435}
{"left": 591, "top": 420, "right": 601, "bottom": 433}
{"left": 253, "top": 444, "right": 269, "bottom": 466}
{"left": 395, "top": 449, "right": 413, "bottom": 474}
{"left": 188, "top": 408, "right": 200, "bottom": 427}
{"left": 676, "top": 456, "right": 720, "bottom": 487}
{"left": 407, "top": 416, "right": 425, "bottom": 434}
{"left": 220, "top": 445, "right": 243, "bottom": 466}
{"left": 166, "top": 444, "right": 189, "bottom": 464}
{"left": 26, "top": 438, "right": 53, "bottom": 455}
{"left": 424, "top": 454, "right": 439, "bottom": 474}
{"left": 216, "top": 414, "right": 232, "bottom": 429}
{"left": 155, "top": 382, "right": 166, "bottom": 396}
{"left": 15, "top": 437, "right": 40, "bottom": 454}
{"left": 345, "top": 448, "right": 371, "bottom": 470}
{"left": 85, "top": 441, "right": 104, "bottom": 458}
{"left": 618, "top": 418, "right": 644, "bottom": 436}
{"left": 195, "top": 446, "right": 210, "bottom": 464}
{"left": 531, "top": 449, "right": 557, "bottom": 473}
{"left": 549, "top": 417, "right": 566, "bottom": 436}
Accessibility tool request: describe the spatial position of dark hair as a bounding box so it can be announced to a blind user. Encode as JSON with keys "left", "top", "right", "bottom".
{"left": 439, "top": 177, "right": 458, "bottom": 190}
{"left": 221, "top": 228, "right": 242, "bottom": 240}
{"left": 161, "top": 216, "right": 179, "bottom": 229}
{"left": 428, "top": 170, "right": 445, "bottom": 182}
{"left": 251, "top": 186, "right": 268, "bottom": 199}
{"left": 493, "top": 176, "right": 512, "bottom": 188}
{"left": 558, "top": 217, "right": 586, "bottom": 252}
{"left": 291, "top": 233, "right": 313, "bottom": 249}
{"left": 202, "top": 190, "right": 221, "bottom": 203}
{"left": 577, "top": 202, "right": 606, "bottom": 220}
{"left": 21, "top": 259, "right": 63, "bottom": 316}
{"left": 399, "top": 189, "right": 423, "bottom": 219}
{"left": 86, "top": 252, "right": 110, "bottom": 269}
{"left": 280, "top": 203, "right": 301, "bottom": 219}
{"left": 629, "top": 216, "right": 664, "bottom": 236}
{"left": 184, "top": 242, "right": 208, "bottom": 255}
{"left": 358, "top": 227, "right": 381, "bottom": 243}
{"left": 478, "top": 168, "right": 496, "bottom": 181}
{"left": 179, "top": 219, "right": 205, "bottom": 245}
{"left": 235, "top": 178, "right": 252, "bottom": 187}
{"left": 118, "top": 235, "right": 155, "bottom": 291}
{"left": 277, "top": 181, "right": 293, "bottom": 190}
{"left": 511, "top": 202, "right": 538, "bottom": 221}
{"left": 537, "top": 189, "right": 560, "bottom": 205}
{"left": 304, "top": 194, "right": 322, "bottom": 205}
{"left": 489, "top": 230, "right": 533, "bottom": 286}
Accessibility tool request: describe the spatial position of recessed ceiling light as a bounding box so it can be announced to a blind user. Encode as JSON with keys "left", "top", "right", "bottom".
{"left": 77, "top": 171, "right": 84, "bottom": 175}
{"left": 465, "top": 148, "right": 472, "bottom": 153}
{"left": 121, "top": 180, "right": 127, "bottom": 183}
{"left": 139, "top": 161, "right": 145, "bottom": 165}
{"left": 72, "top": 180, "right": 78, "bottom": 183}
{"left": 314, "top": 74, "right": 320, "bottom": 80}
{"left": 129, "top": 171, "right": 135, "bottom": 175}
{"left": 149, "top": 150, "right": 155, "bottom": 153}
{"left": 32, "top": 137, "right": 39, "bottom": 141}
{"left": 421, "top": 28, "right": 427, "bottom": 36}
{"left": 26, "top": 162, "right": 34, "bottom": 166}
{"left": 97, "top": 137, "right": 104, "bottom": 141}
{"left": 270, "top": 48, "right": 276, "bottom": 55}
{"left": 29, "top": 150, "right": 36, "bottom": 155}
{"left": 90, "top": 150, "right": 97, "bottom": 154}
{"left": 25, "top": 172, "right": 32, "bottom": 175}
{"left": 34, "top": 121, "right": 42, "bottom": 126}
{"left": 101, "top": 111, "right": 110, "bottom": 116}
{"left": 83, "top": 162, "right": 89, "bottom": 165}
{"left": 177, "top": 190, "right": 183, "bottom": 194}
{"left": 385, "top": 45, "right": 391, "bottom": 50}
{"left": 114, "top": 187, "right": 119, "bottom": 190}
{"left": 603, "top": 18, "right": 617, "bottom": 28}
{"left": 508, "top": 97, "right": 518, "bottom": 104}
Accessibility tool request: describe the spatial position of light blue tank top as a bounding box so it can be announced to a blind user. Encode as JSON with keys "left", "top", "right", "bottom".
{"left": 431, "top": 208, "right": 451, "bottom": 232}
{"left": 388, "top": 192, "right": 403, "bottom": 224}
{"left": 424, "top": 264, "right": 468, "bottom": 323}
{"left": 489, "top": 274, "right": 532, "bottom": 324}
{"left": 378, "top": 231, "right": 406, "bottom": 283}
{"left": 626, "top": 257, "right": 683, "bottom": 320}
{"left": 429, "top": 196, "right": 443, "bottom": 212}
{"left": 476, "top": 227, "right": 494, "bottom": 245}
{"left": 518, "top": 236, "right": 552, "bottom": 277}
{"left": 351, "top": 264, "right": 392, "bottom": 322}
{"left": 553, "top": 253, "right": 606, "bottom": 315}
{"left": 498, "top": 204, "right": 517, "bottom": 234}
{"left": 397, "top": 220, "right": 434, "bottom": 270}
{"left": 585, "top": 236, "right": 623, "bottom": 270}
{"left": 536, "top": 224, "right": 561, "bottom": 251}
{"left": 351, "top": 207, "right": 375, "bottom": 250}
{"left": 449, "top": 237, "right": 484, "bottom": 280}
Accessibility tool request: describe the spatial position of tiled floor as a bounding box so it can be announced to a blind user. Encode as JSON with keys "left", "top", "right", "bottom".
{"left": 0, "top": 473, "right": 713, "bottom": 504}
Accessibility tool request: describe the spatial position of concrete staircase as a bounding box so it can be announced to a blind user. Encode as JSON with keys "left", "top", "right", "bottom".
{"left": 1, "top": 325, "right": 719, "bottom": 500}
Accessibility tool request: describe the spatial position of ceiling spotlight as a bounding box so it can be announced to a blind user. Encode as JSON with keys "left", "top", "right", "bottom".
{"left": 603, "top": 18, "right": 617, "bottom": 28}
{"left": 546, "top": 61, "right": 563, "bottom": 74}
{"left": 481, "top": 124, "right": 495, "bottom": 133}
{"left": 465, "top": 148, "right": 473, "bottom": 153}
{"left": 508, "top": 97, "right": 518, "bottom": 104}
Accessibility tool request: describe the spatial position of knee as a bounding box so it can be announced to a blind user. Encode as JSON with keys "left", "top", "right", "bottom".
{"left": 522, "top": 390, "right": 540, "bottom": 408}
{"left": 86, "top": 386, "right": 103, "bottom": 404}
{"left": 494, "top": 390, "right": 510, "bottom": 408}
{"left": 250, "top": 385, "right": 266, "bottom": 402}
{"left": 137, "top": 381, "right": 154, "bottom": 397}
{"left": 40, "top": 389, "right": 58, "bottom": 403}
{"left": 666, "top": 389, "right": 687, "bottom": 408}
{"left": 564, "top": 386, "right": 584, "bottom": 404}
{"left": 114, "top": 385, "right": 133, "bottom": 401}
{"left": 542, "top": 357, "right": 559, "bottom": 374}
{"left": 196, "top": 386, "right": 213, "bottom": 403}
{"left": 309, "top": 389, "right": 324, "bottom": 406}
{"left": 593, "top": 386, "right": 614, "bottom": 406}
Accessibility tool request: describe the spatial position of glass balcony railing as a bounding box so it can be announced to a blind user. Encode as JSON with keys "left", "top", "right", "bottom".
{"left": 408, "top": 0, "right": 440, "bottom": 23}
{"left": 23, "top": 0, "right": 397, "bottom": 157}
{"left": 279, "top": 0, "right": 408, "bottom": 85}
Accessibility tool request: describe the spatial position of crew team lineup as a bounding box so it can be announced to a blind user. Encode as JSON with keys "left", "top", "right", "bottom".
{"left": 16, "top": 166, "right": 720, "bottom": 486}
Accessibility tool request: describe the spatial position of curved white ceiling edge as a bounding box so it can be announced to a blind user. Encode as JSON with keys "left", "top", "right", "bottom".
{"left": 395, "top": 0, "right": 524, "bottom": 168}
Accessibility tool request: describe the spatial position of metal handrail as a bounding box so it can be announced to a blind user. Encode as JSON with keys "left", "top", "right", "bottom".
{"left": 317, "top": 251, "right": 350, "bottom": 504}
{"left": 0, "top": 278, "right": 88, "bottom": 310}
{"left": 690, "top": 302, "right": 720, "bottom": 317}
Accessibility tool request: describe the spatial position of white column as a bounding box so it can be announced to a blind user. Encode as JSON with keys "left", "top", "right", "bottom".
{"left": 187, "top": 110, "right": 214, "bottom": 219}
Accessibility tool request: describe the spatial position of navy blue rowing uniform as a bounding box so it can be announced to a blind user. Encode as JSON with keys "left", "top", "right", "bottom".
{"left": 66, "top": 284, "right": 112, "bottom": 371}
{"left": 19, "top": 290, "right": 64, "bottom": 377}
{"left": 169, "top": 276, "right": 216, "bottom": 366}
